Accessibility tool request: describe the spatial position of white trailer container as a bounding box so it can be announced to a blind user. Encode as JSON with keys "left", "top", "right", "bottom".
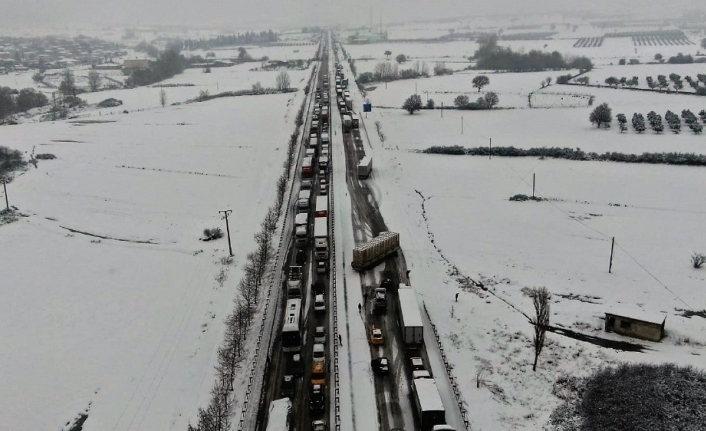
{"left": 357, "top": 155, "right": 372, "bottom": 179}
{"left": 342, "top": 114, "right": 352, "bottom": 132}
{"left": 351, "top": 231, "right": 399, "bottom": 270}
{"left": 398, "top": 284, "right": 424, "bottom": 346}
{"left": 313, "top": 217, "right": 329, "bottom": 260}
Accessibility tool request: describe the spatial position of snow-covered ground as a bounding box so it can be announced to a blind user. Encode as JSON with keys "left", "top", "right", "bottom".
{"left": 0, "top": 86, "right": 305, "bottom": 430}
{"left": 343, "top": 32, "right": 706, "bottom": 430}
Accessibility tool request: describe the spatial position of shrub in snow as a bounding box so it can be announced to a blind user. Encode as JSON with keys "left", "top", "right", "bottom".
{"left": 35, "top": 153, "right": 56, "bottom": 160}
{"left": 509, "top": 194, "right": 543, "bottom": 202}
{"left": 202, "top": 227, "right": 223, "bottom": 241}
{"left": 97, "top": 98, "right": 123, "bottom": 108}
{"left": 692, "top": 252, "right": 706, "bottom": 269}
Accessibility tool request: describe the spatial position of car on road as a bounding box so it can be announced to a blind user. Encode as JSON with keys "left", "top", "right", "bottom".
{"left": 371, "top": 357, "right": 390, "bottom": 376}
{"left": 314, "top": 326, "right": 326, "bottom": 344}
{"left": 296, "top": 248, "right": 306, "bottom": 265}
{"left": 312, "top": 113, "right": 319, "bottom": 121}
{"left": 290, "top": 353, "right": 304, "bottom": 377}
{"left": 316, "top": 260, "right": 327, "bottom": 274}
{"left": 310, "top": 384, "right": 325, "bottom": 413}
{"left": 313, "top": 343, "right": 325, "bottom": 363}
{"left": 314, "top": 294, "right": 326, "bottom": 314}
{"left": 410, "top": 357, "right": 424, "bottom": 371}
{"left": 370, "top": 326, "right": 384, "bottom": 345}
{"left": 312, "top": 419, "right": 327, "bottom": 431}
{"left": 281, "top": 374, "right": 295, "bottom": 398}
{"left": 319, "top": 184, "right": 328, "bottom": 196}
{"left": 301, "top": 179, "right": 313, "bottom": 190}
{"left": 319, "top": 175, "right": 327, "bottom": 186}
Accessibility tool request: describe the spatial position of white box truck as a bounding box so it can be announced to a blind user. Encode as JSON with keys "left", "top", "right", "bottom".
{"left": 313, "top": 217, "right": 329, "bottom": 260}
{"left": 357, "top": 156, "right": 372, "bottom": 179}
{"left": 398, "top": 284, "right": 424, "bottom": 346}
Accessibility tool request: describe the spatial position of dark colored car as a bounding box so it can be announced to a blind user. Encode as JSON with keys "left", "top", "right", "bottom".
{"left": 296, "top": 248, "right": 306, "bottom": 265}
{"left": 371, "top": 357, "right": 390, "bottom": 376}
{"left": 310, "top": 384, "right": 325, "bottom": 413}
{"left": 281, "top": 374, "right": 295, "bottom": 398}
{"left": 290, "top": 353, "right": 304, "bottom": 377}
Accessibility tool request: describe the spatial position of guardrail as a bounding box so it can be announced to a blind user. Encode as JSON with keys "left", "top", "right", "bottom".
{"left": 329, "top": 41, "right": 342, "bottom": 431}
{"left": 422, "top": 302, "right": 471, "bottom": 430}
{"left": 235, "top": 52, "right": 322, "bottom": 431}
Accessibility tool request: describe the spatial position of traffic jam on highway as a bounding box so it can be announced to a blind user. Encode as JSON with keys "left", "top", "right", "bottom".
{"left": 262, "top": 35, "right": 459, "bottom": 431}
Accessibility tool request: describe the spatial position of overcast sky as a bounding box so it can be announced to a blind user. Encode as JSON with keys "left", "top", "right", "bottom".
{"left": 0, "top": 0, "right": 703, "bottom": 32}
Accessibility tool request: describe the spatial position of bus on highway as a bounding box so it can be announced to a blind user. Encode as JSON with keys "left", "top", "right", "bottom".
{"left": 281, "top": 298, "right": 302, "bottom": 353}
{"left": 265, "top": 398, "right": 292, "bottom": 431}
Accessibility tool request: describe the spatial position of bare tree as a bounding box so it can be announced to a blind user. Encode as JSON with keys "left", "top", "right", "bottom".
{"left": 159, "top": 88, "right": 167, "bottom": 107}
{"left": 692, "top": 252, "right": 706, "bottom": 269}
{"left": 530, "top": 286, "right": 551, "bottom": 372}
{"left": 87, "top": 70, "right": 102, "bottom": 92}
{"left": 276, "top": 71, "right": 291, "bottom": 91}
{"left": 58, "top": 68, "right": 76, "bottom": 96}
{"left": 483, "top": 91, "right": 499, "bottom": 109}
{"left": 475, "top": 361, "right": 492, "bottom": 388}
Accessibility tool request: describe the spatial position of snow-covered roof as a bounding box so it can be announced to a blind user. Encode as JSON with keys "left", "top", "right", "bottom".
{"left": 413, "top": 378, "right": 445, "bottom": 413}
{"left": 606, "top": 306, "right": 667, "bottom": 325}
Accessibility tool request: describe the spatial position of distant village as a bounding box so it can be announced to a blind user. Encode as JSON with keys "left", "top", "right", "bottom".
{"left": 0, "top": 35, "right": 127, "bottom": 74}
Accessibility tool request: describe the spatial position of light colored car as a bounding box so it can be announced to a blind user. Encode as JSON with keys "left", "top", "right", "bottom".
{"left": 313, "top": 343, "right": 325, "bottom": 363}
{"left": 314, "top": 294, "right": 326, "bottom": 314}
{"left": 410, "top": 357, "right": 424, "bottom": 371}
{"left": 312, "top": 419, "right": 327, "bottom": 431}
{"left": 314, "top": 326, "right": 326, "bottom": 344}
{"left": 301, "top": 179, "right": 313, "bottom": 190}
{"left": 319, "top": 184, "right": 328, "bottom": 195}
{"left": 370, "top": 326, "right": 384, "bottom": 345}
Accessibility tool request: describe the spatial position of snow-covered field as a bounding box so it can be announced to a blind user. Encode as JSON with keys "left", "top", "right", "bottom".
{"left": 341, "top": 31, "right": 706, "bottom": 429}
{"left": 0, "top": 87, "right": 304, "bottom": 430}
{"left": 361, "top": 109, "right": 706, "bottom": 431}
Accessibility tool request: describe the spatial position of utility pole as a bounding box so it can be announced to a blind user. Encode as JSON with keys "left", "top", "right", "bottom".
{"left": 415, "top": 82, "right": 418, "bottom": 96}
{"left": 2, "top": 179, "right": 8, "bottom": 211}
{"left": 219, "top": 210, "right": 234, "bottom": 257}
{"left": 441, "top": 102, "right": 443, "bottom": 117}
{"left": 532, "top": 173, "right": 536, "bottom": 198}
{"left": 609, "top": 237, "right": 615, "bottom": 273}
{"left": 461, "top": 116, "right": 464, "bottom": 134}
{"left": 489, "top": 138, "right": 492, "bottom": 160}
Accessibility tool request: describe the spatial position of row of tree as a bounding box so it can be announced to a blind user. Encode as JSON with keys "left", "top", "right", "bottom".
{"left": 181, "top": 31, "right": 277, "bottom": 51}
{"left": 453, "top": 92, "right": 499, "bottom": 110}
{"left": 187, "top": 68, "right": 313, "bottom": 431}
{"left": 356, "top": 60, "right": 431, "bottom": 84}
{"left": 620, "top": 109, "right": 705, "bottom": 134}
{"left": 473, "top": 34, "right": 593, "bottom": 72}
{"left": 423, "top": 144, "right": 706, "bottom": 166}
